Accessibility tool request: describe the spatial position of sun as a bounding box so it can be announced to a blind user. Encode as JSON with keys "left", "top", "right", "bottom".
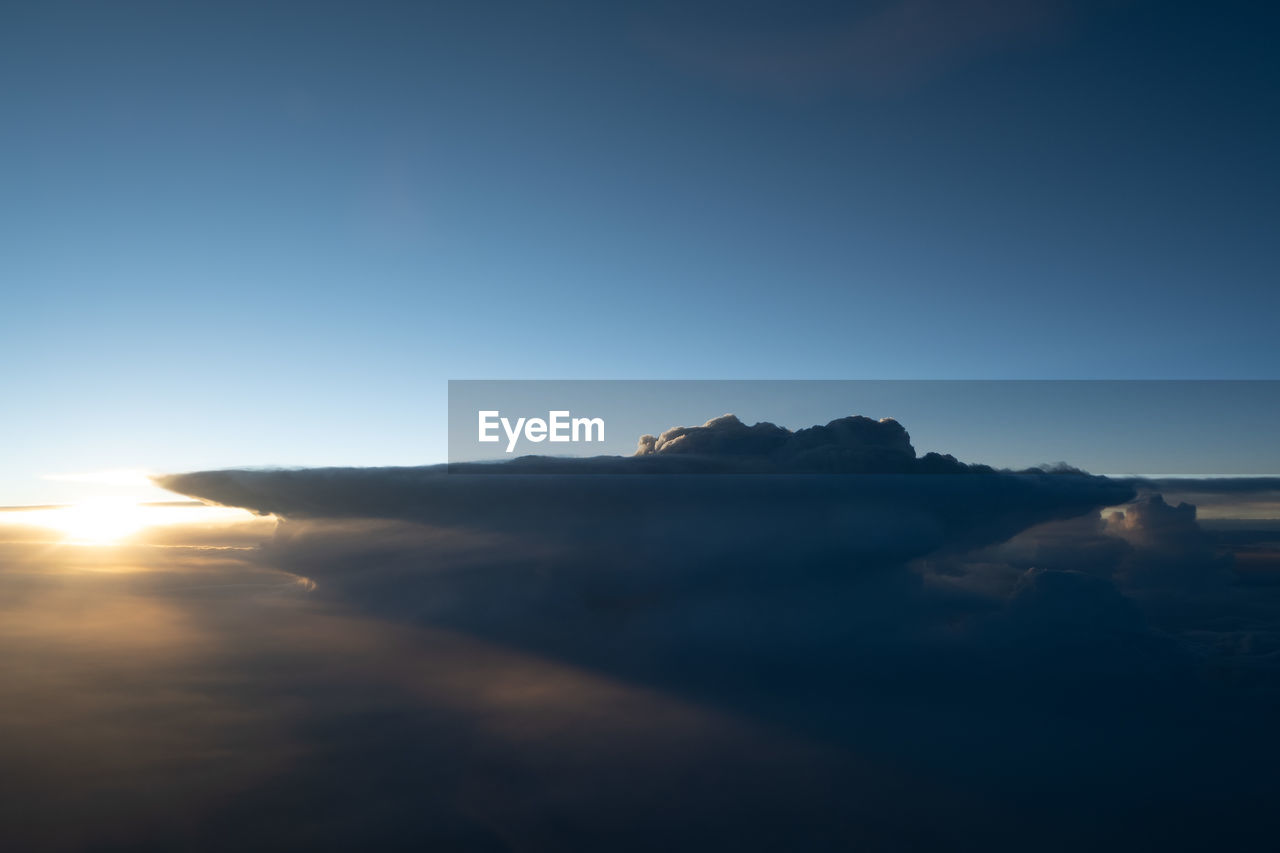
{"left": 42, "top": 497, "right": 150, "bottom": 545}
{"left": 0, "top": 497, "right": 269, "bottom": 547}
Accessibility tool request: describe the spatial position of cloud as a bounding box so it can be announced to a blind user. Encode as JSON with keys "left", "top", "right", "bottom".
{"left": 1130, "top": 477, "right": 1280, "bottom": 494}
{"left": 635, "top": 412, "right": 976, "bottom": 473}
{"left": 10, "top": 410, "right": 1271, "bottom": 848}
{"left": 1108, "top": 493, "right": 1203, "bottom": 548}
{"left": 158, "top": 413, "right": 1132, "bottom": 575}
{"left": 156, "top": 412, "right": 1146, "bottom": 706}
{"left": 1119, "top": 476, "right": 1280, "bottom": 521}
{"left": 1105, "top": 494, "right": 1235, "bottom": 597}
{"left": 3, "top": 541, "right": 876, "bottom": 851}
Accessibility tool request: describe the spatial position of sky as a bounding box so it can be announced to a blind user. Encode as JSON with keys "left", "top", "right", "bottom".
{"left": 4, "top": 5, "right": 1280, "bottom": 847}
{"left": 3, "top": 0, "right": 1279, "bottom": 504}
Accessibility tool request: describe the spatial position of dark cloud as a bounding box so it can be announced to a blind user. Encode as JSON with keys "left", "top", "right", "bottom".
{"left": 8, "top": 412, "right": 1280, "bottom": 849}
{"left": 1130, "top": 477, "right": 1280, "bottom": 494}
{"left": 157, "top": 415, "right": 1145, "bottom": 723}
{"left": 1119, "top": 478, "right": 1280, "bottom": 529}
{"left": 0, "top": 548, "right": 879, "bottom": 852}
{"left": 155, "top": 414, "right": 1183, "bottom": 726}
{"left": 159, "top": 412, "right": 1132, "bottom": 579}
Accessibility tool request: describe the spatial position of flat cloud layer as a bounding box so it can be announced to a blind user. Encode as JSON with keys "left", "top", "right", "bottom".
{"left": 159, "top": 415, "right": 1136, "bottom": 582}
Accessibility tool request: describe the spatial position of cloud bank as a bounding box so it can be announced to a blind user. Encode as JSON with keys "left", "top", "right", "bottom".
{"left": 10, "top": 410, "right": 1270, "bottom": 849}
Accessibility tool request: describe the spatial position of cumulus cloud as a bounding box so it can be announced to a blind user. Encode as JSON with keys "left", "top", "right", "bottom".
{"left": 634, "top": 413, "right": 979, "bottom": 474}
{"left": 1108, "top": 493, "right": 1203, "bottom": 548}
{"left": 1102, "top": 494, "right": 1236, "bottom": 602}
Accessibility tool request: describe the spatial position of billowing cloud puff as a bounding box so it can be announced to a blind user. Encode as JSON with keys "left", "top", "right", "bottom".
{"left": 1108, "top": 494, "right": 1203, "bottom": 550}
{"left": 633, "top": 413, "right": 978, "bottom": 474}
{"left": 1106, "top": 494, "right": 1235, "bottom": 595}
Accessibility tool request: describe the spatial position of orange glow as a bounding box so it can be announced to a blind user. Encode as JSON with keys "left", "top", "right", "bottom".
{"left": 0, "top": 498, "right": 264, "bottom": 545}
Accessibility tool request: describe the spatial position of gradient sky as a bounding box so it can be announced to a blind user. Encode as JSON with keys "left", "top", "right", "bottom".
{"left": 3, "top": 1, "right": 1278, "bottom": 504}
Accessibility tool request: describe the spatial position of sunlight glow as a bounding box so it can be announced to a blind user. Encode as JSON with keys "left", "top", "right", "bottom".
{"left": 47, "top": 497, "right": 148, "bottom": 544}
{"left": 0, "top": 499, "right": 265, "bottom": 545}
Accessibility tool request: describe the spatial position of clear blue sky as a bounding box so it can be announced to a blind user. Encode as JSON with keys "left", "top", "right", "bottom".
{"left": 2, "top": 1, "right": 1278, "bottom": 504}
